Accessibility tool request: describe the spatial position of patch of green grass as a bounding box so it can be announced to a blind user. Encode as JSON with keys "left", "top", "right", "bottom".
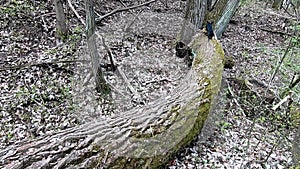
{"left": 68, "top": 26, "right": 84, "bottom": 45}
{"left": 6, "top": 131, "right": 13, "bottom": 140}
{"left": 240, "top": 0, "right": 252, "bottom": 6}
{"left": 220, "top": 121, "right": 232, "bottom": 133}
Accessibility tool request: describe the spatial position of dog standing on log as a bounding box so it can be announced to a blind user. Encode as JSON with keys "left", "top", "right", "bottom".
{"left": 206, "top": 21, "right": 214, "bottom": 40}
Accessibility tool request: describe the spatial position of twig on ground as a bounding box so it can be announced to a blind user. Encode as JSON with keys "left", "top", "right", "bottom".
{"left": 145, "top": 78, "right": 171, "bottom": 85}
{"left": 241, "top": 31, "right": 295, "bottom": 169}
{"left": 99, "top": 36, "right": 139, "bottom": 97}
{"left": 95, "top": 0, "right": 156, "bottom": 24}
{"left": 272, "top": 93, "right": 292, "bottom": 110}
{"left": 82, "top": 72, "right": 93, "bottom": 87}
{"left": 118, "top": 0, "right": 144, "bottom": 33}
{"left": 67, "top": 0, "right": 85, "bottom": 25}
{"left": 226, "top": 80, "right": 246, "bottom": 117}
{"left": 289, "top": 72, "right": 300, "bottom": 89}
{"left": 0, "top": 60, "right": 89, "bottom": 71}
{"left": 268, "top": 37, "right": 293, "bottom": 87}
{"left": 101, "top": 37, "right": 116, "bottom": 71}
{"left": 260, "top": 27, "right": 292, "bottom": 36}
{"left": 116, "top": 66, "right": 139, "bottom": 97}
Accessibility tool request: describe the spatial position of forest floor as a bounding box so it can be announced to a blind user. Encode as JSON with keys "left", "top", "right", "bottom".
{"left": 0, "top": 0, "right": 299, "bottom": 168}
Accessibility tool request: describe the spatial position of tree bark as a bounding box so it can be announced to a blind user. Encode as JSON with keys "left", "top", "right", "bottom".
{"left": 179, "top": 0, "right": 207, "bottom": 44}
{"left": 0, "top": 32, "right": 225, "bottom": 168}
{"left": 54, "top": 0, "right": 68, "bottom": 40}
{"left": 86, "top": 0, "right": 110, "bottom": 94}
{"left": 214, "top": 0, "right": 240, "bottom": 38}
{"left": 207, "top": 0, "right": 212, "bottom": 10}
{"left": 293, "top": 126, "right": 300, "bottom": 166}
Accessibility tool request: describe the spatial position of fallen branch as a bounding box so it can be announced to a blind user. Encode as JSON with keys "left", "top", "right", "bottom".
{"left": 226, "top": 80, "right": 246, "bottom": 117}
{"left": 0, "top": 31, "right": 225, "bottom": 168}
{"left": 145, "top": 78, "right": 171, "bottom": 85}
{"left": 101, "top": 36, "right": 116, "bottom": 71}
{"left": 118, "top": 0, "right": 144, "bottom": 33}
{"left": 67, "top": 0, "right": 85, "bottom": 26}
{"left": 0, "top": 60, "right": 89, "bottom": 71}
{"left": 96, "top": 0, "right": 156, "bottom": 24}
{"left": 289, "top": 72, "right": 300, "bottom": 89}
{"left": 272, "top": 93, "right": 292, "bottom": 111}
{"left": 260, "top": 27, "right": 292, "bottom": 36}
{"left": 100, "top": 36, "right": 139, "bottom": 97}
{"left": 117, "top": 66, "right": 139, "bottom": 97}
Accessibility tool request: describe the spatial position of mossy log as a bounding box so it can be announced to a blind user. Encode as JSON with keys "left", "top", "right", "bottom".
{"left": 0, "top": 32, "right": 224, "bottom": 169}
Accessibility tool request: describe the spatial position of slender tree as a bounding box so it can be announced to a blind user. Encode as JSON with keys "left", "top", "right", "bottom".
{"left": 293, "top": 126, "right": 300, "bottom": 165}
{"left": 85, "top": 0, "right": 110, "bottom": 94}
{"left": 54, "top": 0, "right": 68, "bottom": 40}
{"left": 180, "top": 0, "right": 240, "bottom": 42}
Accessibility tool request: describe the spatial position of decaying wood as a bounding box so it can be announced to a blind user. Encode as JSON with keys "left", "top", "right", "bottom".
{"left": 0, "top": 31, "right": 225, "bottom": 168}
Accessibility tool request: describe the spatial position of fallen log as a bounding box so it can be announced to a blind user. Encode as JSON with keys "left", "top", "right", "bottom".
{"left": 0, "top": 31, "right": 225, "bottom": 169}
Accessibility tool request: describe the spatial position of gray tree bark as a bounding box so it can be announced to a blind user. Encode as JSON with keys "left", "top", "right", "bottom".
{"left": 179, "top": 0, "right": 207, "bottom": 44}
{"left": 214, "top": 0, "right": 241, "bottom": 38}
{"left": 293, "top": 126, "right": 300, "bottom": 166}
{"left": 86, "top": 0, "right": 110, "bottom": 94}
{"left": 54, "top": 0, "right": 68, "bottom": 40}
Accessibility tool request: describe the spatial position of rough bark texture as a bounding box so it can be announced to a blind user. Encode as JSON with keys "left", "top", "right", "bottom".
{"left": 180, "top": 0, "right": 207, "bottom": 44}
{"left": 54, "top": 0, "right": 68, "bottom": 39}
{"left": 86, "top": 0, "right": 110, "bottom": 94}
{"left": 0, "top": 31, "right": 224, "bottom": 168}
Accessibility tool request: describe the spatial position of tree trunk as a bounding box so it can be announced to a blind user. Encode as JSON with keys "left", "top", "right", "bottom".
{"left": 293, "top": 126, "right": 300, "bottom": 166}
{"left": 54, "top": 0, "right": 68, "bottom": 40}
{"left": 207, "top": 0, "right": 212, "bottom": 10}
{"left": 213, "top": 0, "right": 240, "bottom": 38}
{"left": 85, "top": 0, "right": 110, "bottom": 94}
{"left": 179, "top": 0, "right": 207, "bottom": 44}
{"left": 0, "top": 32, "right": 225, "bottom": 168}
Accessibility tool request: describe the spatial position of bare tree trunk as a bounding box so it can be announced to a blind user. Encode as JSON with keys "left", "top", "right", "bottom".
{"left": 85, "top": 0, "right": 110, "bottom": 94}
{"left": 179, "top": 0, "right": 240, "bottom": 42}
{"left": 293, "top": 127, "right": 300, "bottom": 165}
{"left": 207, "top": 0, "right": 212, "bottom": 10}
{"left": 213, "top": 0, "right": 240, "bottom": 38}
{"left": 179, "top": 0, "right": 207, "bottom": 44}
{"left": 54, "top": 0, "right": 68, "bottom": 40}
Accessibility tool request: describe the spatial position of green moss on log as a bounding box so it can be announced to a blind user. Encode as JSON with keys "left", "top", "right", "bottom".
{"left": 93, "top": 32, "right": 225, "bottom": 168}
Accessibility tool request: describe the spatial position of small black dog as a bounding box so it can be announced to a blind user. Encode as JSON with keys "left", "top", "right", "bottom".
{"left": 206, "top": 21, "right": 214, "bottom": 40}
{"left": 175, "top": 41, "right": 187, "bottom": 58}
{"left": 175, "top": 41, "right": 194, "bottom": 67}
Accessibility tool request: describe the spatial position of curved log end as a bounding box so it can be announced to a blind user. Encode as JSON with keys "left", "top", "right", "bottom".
{"left": 99, "top": 32, "right": 225, "bottom": 168}
{"left": 0, "top": 32, "right": 225, "bottom": 169}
